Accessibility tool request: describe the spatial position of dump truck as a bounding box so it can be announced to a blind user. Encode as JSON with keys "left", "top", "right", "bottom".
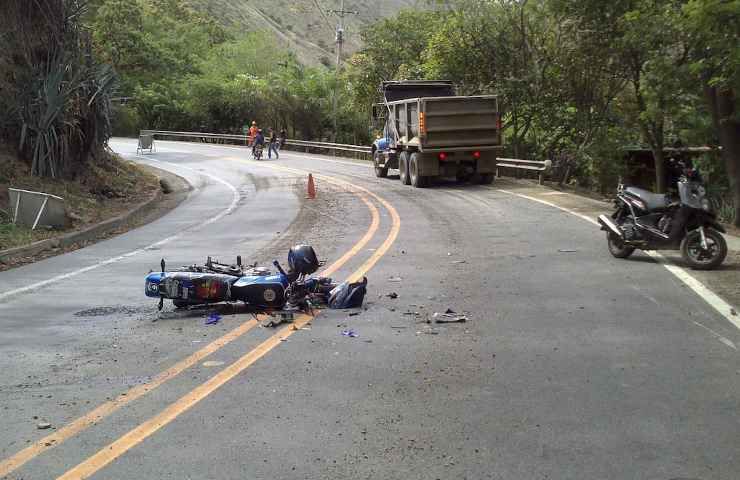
{"left": 371, "top": 80, "right": 502, "bottom": 187}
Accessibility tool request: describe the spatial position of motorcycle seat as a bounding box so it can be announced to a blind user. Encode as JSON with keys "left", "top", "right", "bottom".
{"left": 624, "top": 187, "right": 670, "bottom": 211}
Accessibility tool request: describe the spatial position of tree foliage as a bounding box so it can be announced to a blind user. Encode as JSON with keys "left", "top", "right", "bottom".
{"left": 1, "top": 0, "right": 117, "bottom": 178}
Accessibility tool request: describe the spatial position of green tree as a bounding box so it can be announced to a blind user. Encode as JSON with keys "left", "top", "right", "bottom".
{"left": 683, "top": 0, "right": 740, "bottom": 226}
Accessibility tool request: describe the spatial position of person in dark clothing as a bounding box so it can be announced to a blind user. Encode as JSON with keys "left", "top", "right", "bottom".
{"left": 279, "top": 128, "right": 287, "bottom": 149}
{"left": 253, "top": 129, "right": 265, "bottom": 159}
{"left": 268, "top": 128, "right": 279, "bottom": 159}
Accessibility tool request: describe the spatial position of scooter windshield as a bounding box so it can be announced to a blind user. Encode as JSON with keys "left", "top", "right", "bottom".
{"left": 678, "top": 180, "right": 705, "bottom": 209}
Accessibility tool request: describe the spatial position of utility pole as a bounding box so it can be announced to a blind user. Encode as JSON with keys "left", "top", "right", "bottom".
{"left": 328, "top": 0, "right": 357, "bottom": 143}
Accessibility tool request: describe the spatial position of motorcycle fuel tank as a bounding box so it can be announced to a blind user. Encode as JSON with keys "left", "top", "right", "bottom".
{"left": 231, "top": 274, "right": 288, "bottom": 308}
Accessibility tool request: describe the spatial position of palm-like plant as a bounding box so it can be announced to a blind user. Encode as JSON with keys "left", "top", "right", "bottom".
{"left": 8, "top": 0, "right": 117, "bottom": 178}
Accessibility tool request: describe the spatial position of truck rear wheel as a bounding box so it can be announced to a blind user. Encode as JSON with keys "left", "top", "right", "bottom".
{"left": 409, "top": 152, "right": 428, "bottom": 188}
{"left": 478, "top": 173, "right": 494, "bottom": 184}
{"left": 399, "top": 151, "right": 411, "bottom": 185}
{"left": 373, "top": 151, "right": 388, "bottom": 178}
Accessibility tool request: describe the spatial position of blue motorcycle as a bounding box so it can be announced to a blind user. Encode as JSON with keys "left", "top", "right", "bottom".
{"left": 145, "top": 245, "right": 333, "bottom": 311}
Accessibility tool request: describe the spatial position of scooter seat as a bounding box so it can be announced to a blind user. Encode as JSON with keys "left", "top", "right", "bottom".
{"left": 624, "top": 187, "right": 670, "bottom": 212}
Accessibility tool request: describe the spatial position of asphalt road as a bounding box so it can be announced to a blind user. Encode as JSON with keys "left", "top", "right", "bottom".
{"left": 1, "top": 139, "right": 738, "bottom": 480}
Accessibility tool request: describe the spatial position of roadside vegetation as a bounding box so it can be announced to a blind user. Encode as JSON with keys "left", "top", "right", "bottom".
{"left": 0, "top": 1, "right": 158, "bottom": 251}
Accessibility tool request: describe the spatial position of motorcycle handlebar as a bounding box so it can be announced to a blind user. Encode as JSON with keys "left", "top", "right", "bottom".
{"left": 273, "top": 260, "right": 287, "bottom": 276}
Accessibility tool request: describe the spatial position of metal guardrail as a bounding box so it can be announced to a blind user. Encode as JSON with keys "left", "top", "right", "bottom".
{"left": 496, "top": 157, "right": 553, "bottom": 185}
{"left": 139, "top": 130, "right": 371, "bottom": 156}
{"left": 138, "top": 130, "right": 552, "bottom": 185}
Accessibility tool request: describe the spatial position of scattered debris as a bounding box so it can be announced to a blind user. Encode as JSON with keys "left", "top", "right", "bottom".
{"left": 390, "top": 325, "right": 407, "bottom": 329}
{"left": 37, "top": 422, "right": 52, "bottom": 430}
{"left": 388, "top": 276, "right": 402, "bottom": 282}
{"left": 386, "top": 292, "right": 398, "bottom": 299}
{"left": 731, "top": 308, "right": 737, "bottom": 316}
{"left": 262, "top": 311, "right": 295, "bottom": 328}
{"left": 452, "top": 260, "right": 466, "bottom": 264}
{"left": 433, "top": 311, "right": 468, "bottom": 323}
{"left": 205, "top": 312, "right": 221, "bottom": 325}
{"left": 348, "top": 311, "right": 361, "bottom": 317}
{"left": 202, "top": 360, "right": 225, "bottom": 367}
{"left": 558, "top": 249, "right": 578, "bottom": 253}
{"left": 341, "top": 330, "right": 359, "bottom": 338}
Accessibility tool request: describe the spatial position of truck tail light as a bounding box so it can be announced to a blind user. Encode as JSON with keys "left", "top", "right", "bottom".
{"left": 473, "top": 151, "right": 481, "bottom": 159}
{"left": 419, "top": 112, "right": 426, "bottom": 136}
{"left": 438, "top": 152, "right": 447, "bottom": 161}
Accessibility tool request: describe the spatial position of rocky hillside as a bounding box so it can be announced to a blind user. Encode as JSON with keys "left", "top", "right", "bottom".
{"left": 189, "top": 0, "right": 424, "bottom": 65}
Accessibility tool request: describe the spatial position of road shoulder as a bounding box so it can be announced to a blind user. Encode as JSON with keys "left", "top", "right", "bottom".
{"left": 0, "top": 164, "right": 190, "bottom": 271}
{"left": 493, "top": 177, "right": 740, "bottom": 314}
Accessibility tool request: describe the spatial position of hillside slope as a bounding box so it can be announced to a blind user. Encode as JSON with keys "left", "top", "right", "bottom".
{"left": 189, "top": 0, "right": 424, "bottom": 65}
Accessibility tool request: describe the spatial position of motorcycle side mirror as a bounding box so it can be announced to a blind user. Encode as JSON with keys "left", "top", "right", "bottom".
{"left": 237, "top": 255, "right": 242, "bottom": 267}
{"left": 160, "top": 258, "right": 166, "bottom": 273}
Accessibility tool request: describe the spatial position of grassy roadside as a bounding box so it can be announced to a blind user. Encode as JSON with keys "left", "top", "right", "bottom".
{"left": 0, "top": 148, "right": 159, "bottom": 251}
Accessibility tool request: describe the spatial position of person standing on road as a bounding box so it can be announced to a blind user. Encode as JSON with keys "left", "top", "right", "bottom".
{"left": 279, "top": 128, "right": 287, "bottom": 150}
{"left": 268, "top": 128, "right": 280, "bottom": 159}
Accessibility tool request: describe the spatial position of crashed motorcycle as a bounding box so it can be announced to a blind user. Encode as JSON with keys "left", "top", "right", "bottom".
{"left": 145, "top": 245, "right": 367, "bottom": 311}
{"left": 597, "top": 173, "right": 727, "bottom": 270}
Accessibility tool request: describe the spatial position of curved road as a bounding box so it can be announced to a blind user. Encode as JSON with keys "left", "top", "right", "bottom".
{"left": 0, "top": 139, "right": 738, "bottom": 479}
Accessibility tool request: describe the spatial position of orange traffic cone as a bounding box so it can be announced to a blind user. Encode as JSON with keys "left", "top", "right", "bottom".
{"left": 306, "top": 173, "right": 316, "bottom": 199}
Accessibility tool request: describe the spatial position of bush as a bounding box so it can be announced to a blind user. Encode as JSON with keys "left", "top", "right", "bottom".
{"left": 111, "top": 104, "right": 142, "bottom": 138}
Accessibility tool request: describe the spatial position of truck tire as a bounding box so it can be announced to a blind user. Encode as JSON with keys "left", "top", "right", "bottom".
{"left": 478, "top": 173, "right": 495, "bottom": 184}
{"left": 399, "top": 151, "right": 411, "bottom": 185}
{"left": 409, "top": 152, "right": 428, "bottom": 188}
{"left": 373, "top": 151, "right": 388, "bottom": 178}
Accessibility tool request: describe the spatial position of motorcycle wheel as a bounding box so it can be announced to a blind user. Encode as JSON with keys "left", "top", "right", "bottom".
{"left": 680, "top": 228, "right": 727, "bottom": 270}
{"left": 607, "top": 232, "right": 635, "bottom": 258}
{"left": 373, "top": 151, "right": 388, "bottom": 178}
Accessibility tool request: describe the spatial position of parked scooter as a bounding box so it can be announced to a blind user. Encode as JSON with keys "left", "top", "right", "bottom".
{"left": 597, "top": 166, "right": 727, "bottom": 269}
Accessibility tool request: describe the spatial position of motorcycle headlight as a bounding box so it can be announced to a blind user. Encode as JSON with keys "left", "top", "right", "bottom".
{"left": 701, "top": 198, "right": 711, "bottom": 211}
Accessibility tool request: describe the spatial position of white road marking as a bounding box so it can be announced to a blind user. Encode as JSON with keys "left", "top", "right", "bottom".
{"left": 496, "top": 188, "right": 740, "bottom": 332}
{"left": 540, "top": 191, "right": 569, "bottom": 196}
{"left": 692, "top": 321, "right": 737, "bottom": 350}
{"left": 0, "top": 159, "right": 240, "bottom": 301}
{"left": 497, "top": 189, "right": 600, "bottom": 226}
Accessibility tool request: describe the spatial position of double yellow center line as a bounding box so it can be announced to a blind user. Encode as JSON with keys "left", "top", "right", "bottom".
{"left": 0, "top": 156, "right": 400, "bottom": 479}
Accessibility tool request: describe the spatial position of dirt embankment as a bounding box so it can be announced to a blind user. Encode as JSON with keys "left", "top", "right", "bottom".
{"left": 0, "top": 146, "right": 160, "bottom": 252}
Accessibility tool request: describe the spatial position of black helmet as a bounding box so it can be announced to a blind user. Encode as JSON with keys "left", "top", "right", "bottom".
{"left": 288, "top": 245, "right": 319, "bottom": 275}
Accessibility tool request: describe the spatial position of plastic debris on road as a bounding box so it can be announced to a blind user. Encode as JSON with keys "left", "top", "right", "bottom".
{"left": 341, "top": 329, "right": 359, "bottom": 338}
{"left": 433, "top": 311, "right": 468, "bottom": 323}
{"left": 386, "top": 292, "right": 398, "bottom": 299}
{"left": 205, "top": 312, "right": 221, "bottom": 325}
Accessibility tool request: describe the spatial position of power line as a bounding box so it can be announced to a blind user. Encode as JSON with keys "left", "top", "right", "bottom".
{"left": 311, "top": 0, "right": 334, "bottom": 31}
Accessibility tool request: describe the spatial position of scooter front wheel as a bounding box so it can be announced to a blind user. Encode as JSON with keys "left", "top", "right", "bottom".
{"left": 680, "top": 228, "right": 727, "bottom": 270}
{"left": 607, "top": 232, "right": 635, "bottom": 258}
